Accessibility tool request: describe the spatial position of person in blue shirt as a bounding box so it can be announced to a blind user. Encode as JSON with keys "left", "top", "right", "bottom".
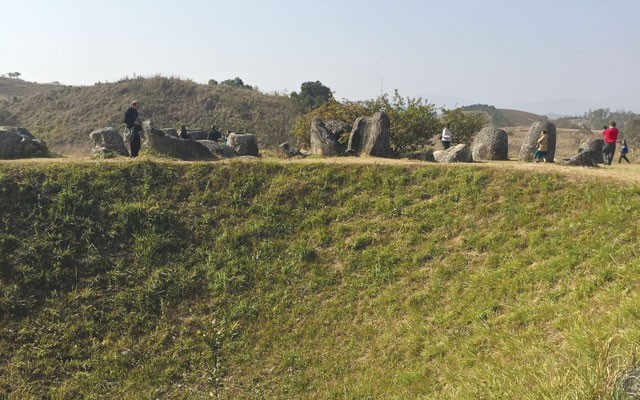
{"left": 619, "top": 139, "right": 630, "bottom": 163}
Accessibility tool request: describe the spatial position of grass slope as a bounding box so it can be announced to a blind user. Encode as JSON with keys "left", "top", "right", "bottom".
{"left": 0, "top": 78, "right": 64, "bottom": 101}
{"left": 0, "top": 77, "right": 300, "bottom": 154}
{"left": 1, "top": 161, "right": 640, "bottom": 399}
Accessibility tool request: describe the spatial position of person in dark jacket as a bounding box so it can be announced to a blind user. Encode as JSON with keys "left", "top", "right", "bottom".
{"left": 124, "top": 100, "right": 142, "bottom": 157}
{"left": 207, "top": 125, "right": 222, "bottom": 141}
{"left": 179, "top": 125, "right": 190, "bottom": 140}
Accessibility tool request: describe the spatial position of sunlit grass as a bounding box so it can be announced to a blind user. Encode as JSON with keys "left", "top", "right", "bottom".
{"left": 1, "top": 160, "right": 640, "bottom": 398}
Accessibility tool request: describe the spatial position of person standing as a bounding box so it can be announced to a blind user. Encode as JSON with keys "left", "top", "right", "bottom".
{"left": 178, "top": 125, "right": 190, "bottom": 140}
{"left": 619, "top": 139, "right": 630, "bottom": 163}
{"left": 441, "top": 124, "right": 452, "bottom": 149}
{"left": 534, "top": 130, "right": 549, "bottom": 163}
{"left": 602, "top": 121, "right": 619, "bottom": 165}
{"left": 207, "top": 125, "right": 222, "bottom": 141}
{"left": 124, "top": 100, "right": 142, "bottom": 157}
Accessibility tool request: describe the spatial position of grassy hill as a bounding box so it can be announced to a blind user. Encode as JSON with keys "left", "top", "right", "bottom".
{"left": 2, "top": 159, "right": 640, "bottom": 399}
{"left": 461, "top": 104, "right": 545, "bottom": 127}
{"left": 0, "top": 77, "right": 64, "bottom": 101}
{"left": 0, "top": 77, "right": 301, "bottom": 155}
{"left": 499, "top": 108, "right": 545, "bottom": 126}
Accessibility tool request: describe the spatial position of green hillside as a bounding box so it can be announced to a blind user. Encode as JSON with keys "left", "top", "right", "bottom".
{"left": 0, "top": 77, "right": 300, "bottom": 155}
{"left": 2, "top": 161, "right": 640, "bottom": 399}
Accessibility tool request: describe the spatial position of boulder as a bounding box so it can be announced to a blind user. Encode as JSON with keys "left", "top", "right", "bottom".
{"left": 518, "top": 121, "right": 556, "bottom": 162}
{"left": 278, "top": 142, "right": 306, "bottom": 158}
{"left": 577, "top": 138, "right": 604, "bottom": 164}
{"left": 472, "top": 127, "right": 509, "bottom": 160}
{"left": 143, "top": 120, "right": 215, "bottom": 161}
{"left": 310, "top": 117, "right": 343, "bottom": 156}
{"left": 89, "top": 127, "right": 129, "bottom": 157}
{"left": 187, "top": 130, "right": 210, "bottom": 141}
{"left": 0, "top": 126, "right": 49, "bottom": 159}
{"left": 163, "top": 128, "right": 179, "bottom": 138}
{"left": 347, "top": 112, "right": 392, "bottom": 157}
{"left": 198, "top": 140, "right": 235, "bottom": 158}
{"left": 324, "top": 120, "right": 352, "bottom": 139}
{"left": 618, "top": 368, "right": 640, "bottom": 399}
{"left": 561, "top": 150, "right": 600, "bottom": 167}
{"left": 433, "top": 144, "right": 473, "bottom": 163}
{"left": 226, "top": 132, "right": 259, "bottom": 156}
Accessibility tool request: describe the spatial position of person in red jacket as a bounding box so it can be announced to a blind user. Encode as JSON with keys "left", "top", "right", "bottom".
{"left": 602, "top": 121, "right": 619, "bottom": 165}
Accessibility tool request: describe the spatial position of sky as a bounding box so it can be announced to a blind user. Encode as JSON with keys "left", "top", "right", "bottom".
{"left": 2, "top": 0, "right": 639, "bottom": 116}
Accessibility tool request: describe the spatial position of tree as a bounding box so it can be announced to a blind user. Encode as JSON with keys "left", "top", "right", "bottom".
{"left": 623, "top": 120, "right": 640, "bottom": 146}
{"left": 440, "top": 108, "right": 487, "bottom": 145}
{"left": 208, "top": 79, "right": 218, "bottom": 86}
{"left": 290, "top": 81, "right": 333, "bottom": 111}
{"left": 220, "top": 77, "right": 253, "bottom": 90}
{"left": 291, "top": 90, "right": 440, "bottom": 154}
{"left": 373, "top": 90, "right": 439, "bottom": 153}
{"left": 6, "top": 72, "right": 21, "bottom": 79}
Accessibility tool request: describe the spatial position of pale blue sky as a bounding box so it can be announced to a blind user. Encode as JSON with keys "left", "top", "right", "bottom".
{"left": 2, "top": 0, "right": 639, "bottom": 115}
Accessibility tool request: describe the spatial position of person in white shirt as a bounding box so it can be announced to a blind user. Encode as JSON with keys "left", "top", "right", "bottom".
{"left": 441, "top": 124, "right": 452, "bottom": 149}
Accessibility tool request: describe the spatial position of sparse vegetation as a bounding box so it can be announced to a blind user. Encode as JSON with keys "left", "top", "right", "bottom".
{"left": 440, "top": 107, "right": 487, "bottom": 145}
{"left": 2, "top": 160, "right": 640, "bottom": 399}
{"left": 1, "top": 76, "right": 300, "bottom": 154}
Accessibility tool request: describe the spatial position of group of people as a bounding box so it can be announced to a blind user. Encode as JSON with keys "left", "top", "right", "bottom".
{"left": 123, "top": 100, "right": 228, "bottom": 158}
{"left": 126, "top": 102, "right": 632, "bottom": 164}
{"left": 601, "top": 122, "right": 630, "bottom": 165}
{"left": 532, "top": 122, "right": 630, "bottom": 164}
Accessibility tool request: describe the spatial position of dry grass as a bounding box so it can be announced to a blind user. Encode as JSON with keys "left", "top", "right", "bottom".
{"left": 4, "top": 150, "right": 640, "bottom": 188}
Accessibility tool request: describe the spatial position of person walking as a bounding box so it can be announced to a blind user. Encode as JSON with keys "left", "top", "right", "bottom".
{"left": 124, "top": 100, "right": 142, "bottom": 157}
{"left": 619, "top": 139, "right": 630, "bottom": 163}
{"left": 602, "top": 121, "right": 619, "bottom": 165}
{"left": 441, "top": 124, "right": 452, "bottom": 149}
{"left": 534, "top": 129, "right": 549, "bottom": 163}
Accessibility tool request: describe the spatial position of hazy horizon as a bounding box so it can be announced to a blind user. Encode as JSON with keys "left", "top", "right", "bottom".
{"left": 2, "top": 0, "right": 639, "bottom": 116}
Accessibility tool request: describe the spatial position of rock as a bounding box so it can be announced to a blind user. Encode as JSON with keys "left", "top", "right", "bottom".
{"left": 0, "top": 126, "right": 49, "bottom": 159}
{"left": 578, "top": 138, "right": 604, "bottom": 164}
{"left": 278, "top": 142, "right": 306, "bottom": 158}
{"left": 518, "top": 121, "right": 556, "bottom": 162}
{"left": 310, "top": 117, "right": 343, "bottom": 156}
{"left": 472, "top": 127, "right": 509, "bottom": 160}
{"left": 163, "top": 128, "right": 179, "bottom": 138}
{"left": 143, "top": 120, "right": 215, "bottom": 161}
{"left": 561, "top": 150, "right": 600, "bottom": 167}
{"left": 433, "top": 144, "right": 473, "bottom": 163}
{"left": 324, "top": 120, "right": 352, "bottom": 139}
{"left": 618, "top": 368, "right": 640, "bottom": 399}
{"left": 89, "top": 127, "right": 129, "bottom": 157}
{"left": 187, "top": 130, "right": 210, "bottom": 141}
{"left": 226, "top": 132, "right": 259, "bottom": 156}
{"left": 91, "top": 147, "right": 117, "bottom": 158}
{"left": 347, "top": 112, "right": 392, "bottom": 157}
{"left": 198, "top": 140, "right": 235, "bottom": 158}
